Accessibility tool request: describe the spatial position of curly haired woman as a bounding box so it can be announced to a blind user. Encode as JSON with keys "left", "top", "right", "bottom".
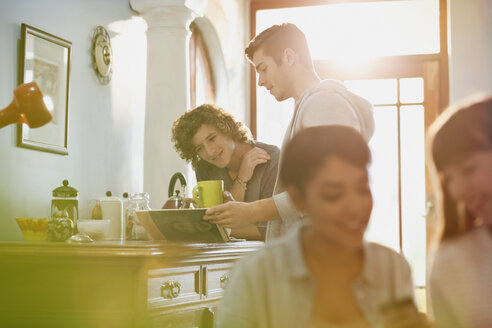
{"left": 172, "top": 104, "right": 279, "bottom": 240}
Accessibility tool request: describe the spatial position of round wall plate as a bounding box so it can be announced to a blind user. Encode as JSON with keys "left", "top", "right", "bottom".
{"left": 91, "top": 26, "right": 113, "bottom": 84}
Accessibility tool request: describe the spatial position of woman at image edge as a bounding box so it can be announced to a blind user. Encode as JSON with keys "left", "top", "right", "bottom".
{"left": 216, "top": 126, "right": 429, "bottom": 328}
{"left": 172, "top": 104, "right": 279, "bottom": 240}
{"left": 428, "top": 95, "right": 492, "bottom": 327}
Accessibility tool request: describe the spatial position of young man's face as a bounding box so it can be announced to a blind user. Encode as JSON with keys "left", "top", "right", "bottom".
{"left": 191, "top": 124, "right": 236, "bottom": 169}
{"left": 252, "top": 47, "right": 293, "bottom": 102}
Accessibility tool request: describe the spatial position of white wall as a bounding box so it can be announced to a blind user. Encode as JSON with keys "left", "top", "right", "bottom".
{"left": 0, "top": 0, "right": 147, "bottom": 240}
{"left": 448, "top": 0, "right": 492, "bottom": 102}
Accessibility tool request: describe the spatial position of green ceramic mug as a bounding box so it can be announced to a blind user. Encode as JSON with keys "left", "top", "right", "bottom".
{"left": 192, "top": 180, "right": 224, "bottom": 208}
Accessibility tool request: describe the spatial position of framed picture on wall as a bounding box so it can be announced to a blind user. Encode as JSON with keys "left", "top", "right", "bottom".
{"left": 18, "top": 23, "right": 71, "bottom": 155}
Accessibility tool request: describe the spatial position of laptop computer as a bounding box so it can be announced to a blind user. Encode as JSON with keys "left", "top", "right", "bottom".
{"left": 136, "top": 209, "right": 230, "bottom": 242}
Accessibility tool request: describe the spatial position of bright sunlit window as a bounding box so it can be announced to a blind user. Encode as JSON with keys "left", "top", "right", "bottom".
{"left": 345, "top": 78, "right": 427, "bottom": 288}
{"left": 256, "top": 0, "right": 439, "bottom": 62}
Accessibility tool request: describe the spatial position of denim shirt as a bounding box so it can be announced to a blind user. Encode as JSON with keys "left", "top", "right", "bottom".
{"left": 216, "top": 226, "right": 416, "bottom": 328}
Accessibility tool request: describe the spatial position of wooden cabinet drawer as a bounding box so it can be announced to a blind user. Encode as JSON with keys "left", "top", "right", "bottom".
{"left": 148, "top": 266, "right": 201, "bottom": 308}
{"left": 203, "top": 263, "right": 232, "bottom": 299}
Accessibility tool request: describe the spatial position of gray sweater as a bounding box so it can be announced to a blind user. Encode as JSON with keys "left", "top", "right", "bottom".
{"left": 267, "top": 79, "right": 375, "bottom": 241}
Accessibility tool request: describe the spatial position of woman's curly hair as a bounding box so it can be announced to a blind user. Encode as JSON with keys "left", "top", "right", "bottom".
{"left": 172, "top": 104, "right": 252, "bottom": 169}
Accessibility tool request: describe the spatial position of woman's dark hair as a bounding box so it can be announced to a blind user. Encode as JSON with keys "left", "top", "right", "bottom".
{"left": 172, "top": 104, "right": 252, "bottom": 169}
{"left": 429, "top": 95, "right": 492, "bottom": 240}
{"left": 280, "top": 125, "right": 371, "bottom": 193}
{"left": 245, "top": 23, "right": 313, "bottom": 70}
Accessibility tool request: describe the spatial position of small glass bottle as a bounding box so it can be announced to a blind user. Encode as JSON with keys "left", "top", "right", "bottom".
{"left": 126, "top": 192, "right": 151, "bottom": 240}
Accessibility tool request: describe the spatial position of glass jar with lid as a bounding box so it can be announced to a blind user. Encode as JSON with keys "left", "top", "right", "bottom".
{"left": 51, "top": 179, "right": 79, "bottom": 230}
{"left": 126, "top": 192, "right": 150, "bottom": 240}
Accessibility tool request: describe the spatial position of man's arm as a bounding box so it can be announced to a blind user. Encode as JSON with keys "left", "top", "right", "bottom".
{"left": 203, "top": 197, "right": 280, "bottom": 228}
{"left": 272, "top": 191, "right": 303, "bottom": 220}
{"left": 203, "top": 190, "right": 303, "bottom": 228}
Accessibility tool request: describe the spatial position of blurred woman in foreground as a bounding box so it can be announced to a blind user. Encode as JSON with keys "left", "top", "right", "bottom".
{"left": 428, "top": 95, "right": 492, "bottom": 327}
{"left": 216, "top": 125, "right": 429, "bottom": 328}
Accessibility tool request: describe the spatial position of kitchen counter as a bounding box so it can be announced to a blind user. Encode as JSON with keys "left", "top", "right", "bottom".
{"left": 0, "top": 240, "right": 263, "bottom": 328}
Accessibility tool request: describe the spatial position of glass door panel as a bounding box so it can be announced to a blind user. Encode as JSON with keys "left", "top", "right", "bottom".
{"left": 345, "top": 79, "right": 427, "bottom": 295}
{"left": 400, "top": 105, "right": 426, "bottom": 287}
{"left": 400, "top": 78, "right": 424, "bottom": 103}
{"left": 365, "top": 106, "right": 400, "bottom": 251}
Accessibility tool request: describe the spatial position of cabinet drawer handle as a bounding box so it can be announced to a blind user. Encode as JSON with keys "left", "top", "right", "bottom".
{"left": 220, "top": 273, "right": 230, "bottom": 289}
{"left": 160, "top": 280, "right": 181, "bottom": 299}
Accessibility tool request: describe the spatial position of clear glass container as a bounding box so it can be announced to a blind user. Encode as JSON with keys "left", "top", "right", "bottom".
{"left": 126, "top": 192, "right": 151, "bottom": 240}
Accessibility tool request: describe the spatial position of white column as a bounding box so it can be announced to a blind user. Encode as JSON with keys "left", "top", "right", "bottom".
{"left": 130, "top": 0, "right": 206, "bottom": 208}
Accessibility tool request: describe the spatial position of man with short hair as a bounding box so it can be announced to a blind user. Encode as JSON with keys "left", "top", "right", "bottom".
{"left": 203, "top": 23, "right": 374, "bottom": 241}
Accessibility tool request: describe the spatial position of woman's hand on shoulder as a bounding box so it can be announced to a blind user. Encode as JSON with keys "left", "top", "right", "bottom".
{"left": 237, "top": 147, "right": 271, "bottom": 182}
